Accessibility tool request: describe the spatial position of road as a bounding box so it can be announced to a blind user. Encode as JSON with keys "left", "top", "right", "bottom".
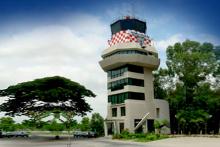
{"left": 0, "top": 136, "right": 147, "bottom": 147}
{"left": 0, "top": 136, "right": 220, "bottom": 147}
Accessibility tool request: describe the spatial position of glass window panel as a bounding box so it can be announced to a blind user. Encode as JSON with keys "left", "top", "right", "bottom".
{"left": 121, "top": 107, "right": 126, "bottom": 116}
{"left": 112, "top": 108, "right": 117, "bottom": 117}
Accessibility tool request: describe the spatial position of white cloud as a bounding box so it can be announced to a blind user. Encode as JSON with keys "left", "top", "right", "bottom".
{"left": 156, "top": 33, "right": 220, "bottom": 52}
{"left": 155, "top": 34, "right": 185, "bottom": 51}
{"left": 0, "top": 14, "right": 109, "bottom": 122}
{"left": 154, "top": 34, "right": 185, "bottom": 67}
{"left": 155, "top": 33, "right": 220, "bottom": 67}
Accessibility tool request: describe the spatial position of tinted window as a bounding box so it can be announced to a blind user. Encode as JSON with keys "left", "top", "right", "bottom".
{"left": 108, "top": 65, "right": 144, "bottom": 79}
{"left": 112, "top": 108, "right": 117, "bottom": 117}
{"left": 108, "top": 92, "right": 145, "bottom": 104}
{"left": 103, "top": 50, "right": 150, "bottom": 58}
{"left": 121, "top": 107, "right": 126, "bottom": 116}
{"left": 108, "top": 78, "right": 144, "bottom": 91}
{"left": 111, "top": 19, "right": 146, "bottom": 35}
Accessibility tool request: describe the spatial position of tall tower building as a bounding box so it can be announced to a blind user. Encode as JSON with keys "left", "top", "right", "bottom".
{"left": 99, "top": 16, "right": 170, "bottom": 135}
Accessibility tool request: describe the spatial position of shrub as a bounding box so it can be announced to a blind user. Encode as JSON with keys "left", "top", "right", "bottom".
{"left": 113, "top": 132, "right": 169, "bottom": 142}
{"left": 146, "top": 133, "right": 157, "bottom": 140}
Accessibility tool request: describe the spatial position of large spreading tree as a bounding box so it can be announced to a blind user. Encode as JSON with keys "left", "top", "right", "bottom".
{"left": 0, "top": 76, "right": 96, "bottom": 136}
{"left": 154, "top": 40, "right": 220, "bottom": 134}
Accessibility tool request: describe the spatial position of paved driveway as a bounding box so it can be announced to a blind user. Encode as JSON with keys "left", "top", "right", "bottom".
{"left": 0, "top": 136, "right": 220, "bottom": 147}
{"left": 146, "top": 137, "right": 220, "bottom": 147}
{"left": 0, "top": 136, "right": 146, "bottom": 147}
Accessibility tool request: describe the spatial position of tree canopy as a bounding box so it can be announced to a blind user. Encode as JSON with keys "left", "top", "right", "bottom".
{"left": 166, "top": 40, "right": 218, "bottom": 104}
{"left": 154, "top": 40, "right": 220, "bottom": 134}
{"left": 90, "top": 113, "right": 104, "bottom": 136}
{"left": 80, "top": 117, "right": 90, "bottom": 131}
{"left": 0, "top": 76, "right": 96, "bottom": 118}
{"left": 0, "top": 117, "right": 16, "bottom": 131}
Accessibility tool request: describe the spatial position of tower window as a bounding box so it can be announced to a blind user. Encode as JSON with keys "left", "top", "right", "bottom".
{"left": 121, "top": 107, "right": 126, "bottom": 116}
{"left": 156, "top": 108, "right": 160, "bottom": 118}
{"left": 107, "top": 64, "right": 144, "bottom": 79}
{"left": 108, "top": 92, "right": 145, "bottom": 104}
{"left": 108, "top": 78, "right": 144, "bottom": 91}
{"left": 103, "top": 50, "right": 154, "bottom": 59}
{"left": 127, "top": 65, "right": 144, "bottom": 73}
{"left": 112, "top": 108, "right": 117, "bottom": 117}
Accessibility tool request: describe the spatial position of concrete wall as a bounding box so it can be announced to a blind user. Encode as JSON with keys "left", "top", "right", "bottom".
{"left": 154, "top": 99, "right": 171, "bottom": 134}
{"left": 106, "top": 99, "right": 170, "bottom": 134}
{"left": 154, "top": 99, "right": 170, "bottom": 122}
{"left": 125, "top": 99, "right": 156, "bottom": 132}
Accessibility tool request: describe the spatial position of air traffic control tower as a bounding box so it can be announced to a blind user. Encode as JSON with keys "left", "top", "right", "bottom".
{"left": 99, "top": 16, "right": 170, "bottom": 136}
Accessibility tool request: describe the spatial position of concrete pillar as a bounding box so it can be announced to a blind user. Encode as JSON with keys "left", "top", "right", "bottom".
{"left": 143, "top": 121, "right": 147, "bottom": 133}
{"left": 113, "top": 121, "right": 117, "bottom": 134}
{"left": 104, "top": 121, "right": 108, "bottom": 136}
{"left": 145, "top": 120, "right": 148, "bottom": 133}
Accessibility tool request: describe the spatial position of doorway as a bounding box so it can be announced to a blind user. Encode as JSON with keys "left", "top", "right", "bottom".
{"left": 119, "top": 123, "right": 124, "bottom": 133}
{"left": 147, "top": 119, "right": 155, "bottom": 132}
{"left": 134, "top": 119, "right": 143, "bottom": 133}
{"left": 107, "top": 122, "right": 114, "bottom": 135}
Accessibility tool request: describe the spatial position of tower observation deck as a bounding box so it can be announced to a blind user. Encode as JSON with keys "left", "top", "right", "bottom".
{"left": 99, "top": 16, "right": 170, "bottom": 135}
{"left": 111, "top": 16, "right": 146, "bottom": 35}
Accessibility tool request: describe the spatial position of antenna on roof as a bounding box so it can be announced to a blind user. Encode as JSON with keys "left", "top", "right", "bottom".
{"left": 130, "top": 1, "right": 135, "bottom": 18}
{"left": 123, "top": 2, "right": 135, "bottom": 18}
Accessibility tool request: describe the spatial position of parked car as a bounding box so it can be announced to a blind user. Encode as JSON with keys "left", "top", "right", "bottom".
{"left": 87, "top": 131, "right": 97, "bottom": 138}
{"left": 13, "top": 131, "right": 29, "bottom": 137}
{"left": 73, "top": 131, "right": 85, "bottom": 138}
{"left": 73, "top": 131, "right": 97, "bottom": 138}
{"left": 1, "top": 131, "right": 29, "bottom": 138}
{"left": 2, "top": 132, "right": 14, "bottom": 138}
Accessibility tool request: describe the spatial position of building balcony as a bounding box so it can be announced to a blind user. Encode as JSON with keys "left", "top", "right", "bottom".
{"left": 99, "top": 54, "right": 160, "bottom": 71}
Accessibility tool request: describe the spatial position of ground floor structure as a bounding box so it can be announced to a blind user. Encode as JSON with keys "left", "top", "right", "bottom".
{"left": 104, "top": 99, "right": 170, "bottom": 136}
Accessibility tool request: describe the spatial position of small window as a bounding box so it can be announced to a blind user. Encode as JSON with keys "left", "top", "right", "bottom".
{"left": 108, "top": 96, "right": 111, "bottom": 103}
{"left": 121, "top": 107, "right": 126, "bottom": 116}
{"left": 156, "top": 108, "right": 160, "bottom": 118}
{"left": 112, "top": 108, "right": 117, "bottom": 117}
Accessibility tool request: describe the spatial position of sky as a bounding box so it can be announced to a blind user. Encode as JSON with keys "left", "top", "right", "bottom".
{"left": 0, "top": 0, "right": 220, "bottom": 122}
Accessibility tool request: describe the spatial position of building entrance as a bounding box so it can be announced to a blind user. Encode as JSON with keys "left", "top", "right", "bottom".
{"left": 107, "top": 122, "right": 114, "bottom": 135}
{"left": 119, "top": 123, "right": 124, "bottom": 133}
{"left": 134, "top": 119, "right": 143, "bottom": 133}
{"left": 147, "top": 119, "right": 155, "bottom": 132}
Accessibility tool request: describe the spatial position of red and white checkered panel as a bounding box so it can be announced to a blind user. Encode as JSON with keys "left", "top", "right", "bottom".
{"left": 108, "top": 30, "right": 152, "bottom": 47}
